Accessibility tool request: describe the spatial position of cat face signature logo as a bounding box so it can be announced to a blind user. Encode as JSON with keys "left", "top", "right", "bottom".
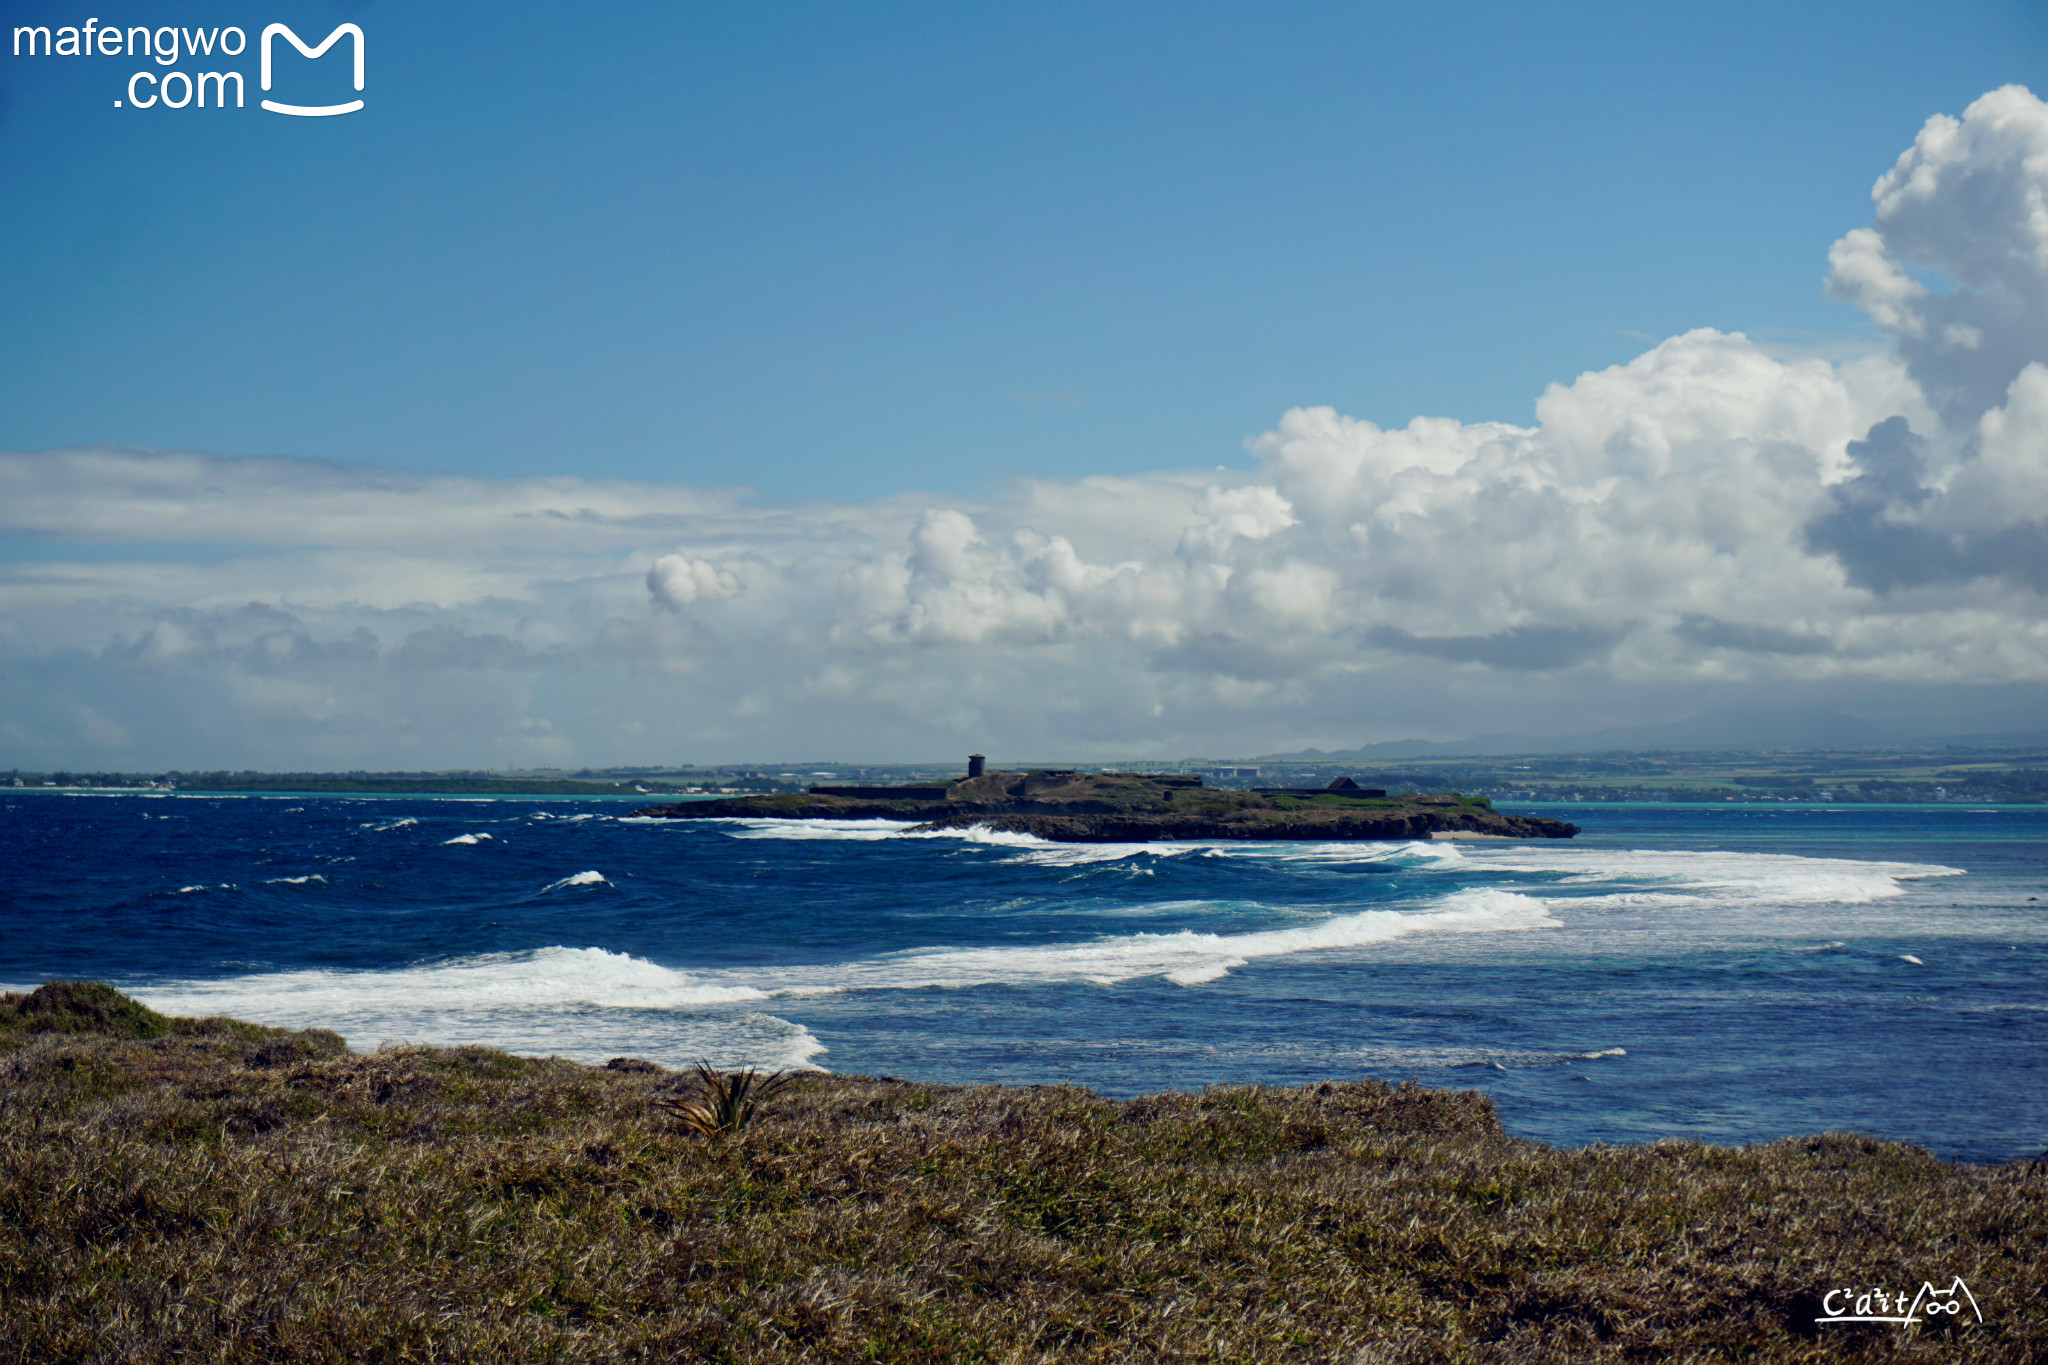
{"left": 1818, "top": 1277, "right": 1981, "bottom": 1326}
{"left": 260, "top": 23, "right": 363, "bottom": 117}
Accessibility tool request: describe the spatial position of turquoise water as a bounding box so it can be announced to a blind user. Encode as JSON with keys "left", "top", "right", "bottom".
{"left": 4, "top": 794, "right": 2043, "bottom": 1162}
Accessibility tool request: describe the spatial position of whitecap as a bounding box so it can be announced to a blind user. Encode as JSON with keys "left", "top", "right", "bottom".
{"left": 128, "top": 946, "right": 821, "bottom": 1072}
{"left": 264, "top": 875, "right": 327, "bottom": 885}
{"left": 442, "top": 832, "right": 493, "bottom": 845}
{"left": 541, "top": 870, "right": 609, "bottom": 892}
{"left": 1203, "top": 839, "right": 1467, "bottom": 868}
{"left": 1457, "top": 846, "right": 1963, "bottom": 915}
{"left": 1202, "top": 1039, "right": 1633, "bottom": 1071}
{"left": 1000, "top": 841, "right": 1169, "bottom": 866}
{"left": 907, "top": 822, "right": 1058, "bottom": 847}
{"left": 733, "top": 886, "right": 1562, "bottom": 995}
{"left": 725, "top": 817, "right": 918, "bottom": 841}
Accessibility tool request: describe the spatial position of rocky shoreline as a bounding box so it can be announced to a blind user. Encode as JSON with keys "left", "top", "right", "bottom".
{"left": 631, "top": 768, "right": 1580, "bottom": 842}
{"left": 905, "top": 808, "right": 1578, "bottom": 842}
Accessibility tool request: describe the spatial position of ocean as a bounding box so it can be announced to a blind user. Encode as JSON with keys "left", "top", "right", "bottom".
{"left": 4, "top": 793, "right": 2043, "bottom": 1163}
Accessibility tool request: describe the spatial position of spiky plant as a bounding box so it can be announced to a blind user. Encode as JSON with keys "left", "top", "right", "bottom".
{"left": 657, "top": 1061, "right": 793, "bottom": 1138}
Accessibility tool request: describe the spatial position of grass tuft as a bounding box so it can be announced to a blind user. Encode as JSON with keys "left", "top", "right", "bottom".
{"left": 658, "top": 1061, "right": 794, "bottom": 1138}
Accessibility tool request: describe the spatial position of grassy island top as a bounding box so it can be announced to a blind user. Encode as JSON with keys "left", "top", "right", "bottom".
{"left": 632, "top": 770, "right": 1581, "bottom": 842}
{"left": 2, "top": 983, "right": 2040, "bottom": 1362}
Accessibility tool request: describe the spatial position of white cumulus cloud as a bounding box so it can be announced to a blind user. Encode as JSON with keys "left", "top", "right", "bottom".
{"left": 6, "top": 87, "right": 2048, "bottom": 767}
{"left": 647, "top": 555, "right": 743, "bottom": 610}
{"left": 1827, "top": 84, "right": 2048, "bottom": 429}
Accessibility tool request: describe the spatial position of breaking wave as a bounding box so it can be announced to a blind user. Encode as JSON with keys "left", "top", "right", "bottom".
{"left": 130, "top": 946, "right": 816, "bottom": 1072}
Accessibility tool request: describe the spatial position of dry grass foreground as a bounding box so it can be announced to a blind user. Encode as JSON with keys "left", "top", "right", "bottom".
{"left": 0, "top": 984, "right": 2042, "bottom": 1363}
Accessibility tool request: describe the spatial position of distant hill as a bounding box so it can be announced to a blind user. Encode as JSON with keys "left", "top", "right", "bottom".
{"left": 1263, "top": 708, "right": 2048, "bottom": 760}
{"left": 169, "top": 774, "right": 653, "bottom": 795}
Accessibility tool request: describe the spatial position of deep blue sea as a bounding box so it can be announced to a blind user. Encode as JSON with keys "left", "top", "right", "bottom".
{"left": 4, "top": 794, "right": 2044, "bottom": 1163}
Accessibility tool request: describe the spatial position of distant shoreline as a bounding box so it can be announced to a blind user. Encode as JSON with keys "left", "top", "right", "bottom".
{"left": 9, "top": 786, "right": 2042, "bottom": 812}
{"left": 9, "top": 741, "right": 2045, "bottom": 805}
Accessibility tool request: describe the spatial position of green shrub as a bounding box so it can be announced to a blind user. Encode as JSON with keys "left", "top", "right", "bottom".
{"left": 0, "top": 981, "right": 174, "bottom": 1042}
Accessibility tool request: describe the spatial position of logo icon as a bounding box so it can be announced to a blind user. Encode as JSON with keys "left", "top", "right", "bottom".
{"left": 260, "top": 23, "right": 363, "bottom": 117}
{"left": 1818, "top": 1277, "right": 1982, "bottom": 1326}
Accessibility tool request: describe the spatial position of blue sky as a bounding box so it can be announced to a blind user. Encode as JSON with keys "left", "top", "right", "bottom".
{"left": 5, "top": 1, "right": 2042, "bottom": 499}
{"left": 4, "top": 2, "right": 2048, "bottom": 767}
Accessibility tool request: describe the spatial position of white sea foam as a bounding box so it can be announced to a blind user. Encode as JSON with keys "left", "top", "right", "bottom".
{"left": 1456, "top": 846, "right": 1962, "bottom": 919}
{"left": 627, "top": 817, "right": 1464, "bottom": 875}
{"left": 125, "top": 888, "right": 1559, "bottom": 1069}
{"left": 724, "top": 817, "right": 920, "bottom": 841}
{"left": 142, "top": 946, "right": 772, "bottom": 1013}
{"left": 1036, "top": 1036, "right": 1632, "bottom": 1072}
{"left": 1201, "top": 839, "right": 1467, "bottom": 868}
{"left": 909, "top": 823, "right": 1058, "bottom": 847}
{"left": 905, "top": 825, "right": 1188, "bottom": 863}
{"left": 957, "top": 829, "right": 1462, "bottom": 869}
{"left": 442, "top": 832, "right": 493, "bottom": 845}
{"left": 999, "top": 836, "right": 1463, "bottom": 868}
{"left": 264, "top": 875, "right": 327, "bottom": 885}
{"left": 711, "top": 818, "right": 1226, "bottom": 860}
{"left": 120, "top": 830, "right": 1986, "bottom": 1079}
{"left": 999, "top": 842, "right": 1175, "bottom": 867}
{"left": 363, "top": 817, "right": 418, "bottom": 831}
{"left": 128, "top": 946, "right": 821, "bottom": 1072}
{"left": 734, "top": 887, "right": 1560, "bottom": 994}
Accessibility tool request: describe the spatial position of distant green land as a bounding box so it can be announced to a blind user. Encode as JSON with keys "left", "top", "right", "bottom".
{"left": 6, "top": 743, "right": 2046, "bottom": 803}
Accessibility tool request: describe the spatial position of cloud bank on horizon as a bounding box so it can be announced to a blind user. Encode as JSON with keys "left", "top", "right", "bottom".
{"left": 6, "top": 86, "right": 2048, "bottom": 768}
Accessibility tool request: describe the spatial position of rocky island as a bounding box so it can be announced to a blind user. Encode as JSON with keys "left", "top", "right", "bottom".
{"left": 631, "top": 765, "right": 1579, "bottom": 842}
